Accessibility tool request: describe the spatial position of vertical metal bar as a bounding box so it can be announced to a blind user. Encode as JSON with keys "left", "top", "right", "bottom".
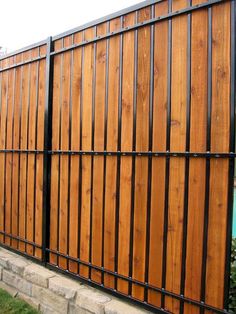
{"left": 67, "top": 34, "right": 74, "bottom": 270}
{"left": 102, "top": 20, "right": 110, "bottom": 286}
{"left": 180, "top": 2, "right": 192, "bottom": 313}
{"left": 200, "top": 7, "right": 212, "bottom": 312}
{"left": 78, "top": 31, "right": 85, "bottom": 273}
{"left": 89, "top": 26, "right": 97, "bottom": 280}
{"left": 42, "top": 37, "right": 53, "bottom": 264}
{"left": 224, "top": 0, "right": 236, "bottom": 310}
{"left": 161, "top": 0, "right": 172, "bottom": 309}
{"left": 114, "top": 15, "right": 123, "bottom": 290}
{"left": 144, "top": 4, "right": 154, "bottom": 303}
{"left": 128, "top": 10, "right": 138, "bottom": 297}
{"left": 33, "top": 48, "right": 40, "bottom": 256}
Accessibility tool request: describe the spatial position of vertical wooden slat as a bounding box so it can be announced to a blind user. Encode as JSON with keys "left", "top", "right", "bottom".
{"left": 19, "top": 50, "right": 31, "bottom": 252}
{"left": 104, "top": 17, "right": 120, "bottom": 289}
{"left": 91, "top": 22, "right": 107, "bottom": 283}
{"left": 80, "top": 27, "right": 94, "bottom": 278}
{"left": 132, "top": 7, "right": 151, "bottom": 301}
{"left": 0, "top": 58, "right": 8, "bottom": 244}
{"left": 59, "top": 36, "right": 72, "bottom": 269}
{"left": 5, "top": 56, "right": 15, "bottom": 246}
{"left": 117, "top": 12, "right": 135, "bottom": 295}
{"left": 165, "top": 0, "right": 188, "bottom": 312}
{"left": 26, "top": 48, "right": 39, "bottom": 255}
{"left": 35, "top": 45, "right": 47, "bottom": 259}
{"left": 184, "top": 2, "right": 208, "bottom": 313}
{"left": 69, "top": 32, "right": 82, "bottom": 273}
{"left": 148, "top": 0, "right": 168, "bottom": 307}
{"left": 205, "top": 1, "right": 231, "bottom": 310}
{"left": 50, "top": 39, "right": 62, "bottom": 265}
{"left": 11, "top": 53, "right": 23, "bottom": 249}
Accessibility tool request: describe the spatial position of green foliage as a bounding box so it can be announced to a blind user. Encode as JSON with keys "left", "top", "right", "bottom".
{"left": 0, "top": 288, "right": 38, "bottom": 314}
{"left": 229, "top": 237, "right": 236, "bottom": 313}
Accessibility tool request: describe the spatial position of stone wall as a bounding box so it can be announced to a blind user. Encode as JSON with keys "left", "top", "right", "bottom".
{"left": 0, "top": 247, "right": 151, "bottom": 314}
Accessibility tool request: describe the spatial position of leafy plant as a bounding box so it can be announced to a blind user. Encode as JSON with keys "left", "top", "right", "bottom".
{"left": 229, "top": 237, "right": 236, "bottom": 313}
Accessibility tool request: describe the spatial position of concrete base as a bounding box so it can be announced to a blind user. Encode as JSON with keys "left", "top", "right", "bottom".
{"left": 0, "top": 247, "right": 151, "bottom": 314}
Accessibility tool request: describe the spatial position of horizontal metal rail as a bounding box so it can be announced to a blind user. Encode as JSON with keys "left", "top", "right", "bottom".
{"left": 0, "top": 231, "right": 42, "bottom": 248}
{"left": 0, "top": 242, "right": 42, "bottom": 264}
{"left": 46, "top": 248, "right": 228, "bottom": 314}
{"left": 0, "top": 149, "right": 235, "bottom": 158}
{"left": 52, "top": 0, "right": 163, "bottom": 41}
{"left": 0, "top": 55, "right": 46, "bottom": 73}
{"left": 0, "top": 39, "right": 47, "bottom": 61}
{"left": 51, "top": 0, "right": 225, "bottom": 57}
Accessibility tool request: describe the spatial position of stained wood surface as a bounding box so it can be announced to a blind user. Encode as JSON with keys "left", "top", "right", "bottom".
{"left": 0, "top": 2, "right": 233, "bottom": 313}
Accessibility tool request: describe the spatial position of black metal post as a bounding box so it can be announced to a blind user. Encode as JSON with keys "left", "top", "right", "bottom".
{"left": 42, "top": 36, "right": 53, "bottom": 265}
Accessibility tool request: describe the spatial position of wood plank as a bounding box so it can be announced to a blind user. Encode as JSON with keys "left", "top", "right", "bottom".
{"left": 11, "top": 52, "right": 23, "bottom": 249}
{"left": 165, "top": 0, "right": 188, "bottom": 312}
{"left": 50, "top": 39, "right": 62, "bottom": 265}
{"left": 148, "top": 0, "right": 168, "bottom": 307}
{"left": 184, "top": 1, "right": 208, "bottom": 313}
{"left": 26, "top": 48, "right": 39, "bottom": 255}
{"left": 132, "top": 6, "right": 151, "bottom": 301}
{"left": 91, "top": 22, "right": 107, "bottom": 283}
{"left": 0, "top": 58, "right": 9, "bottom": 244}
{"left": 69, "top": 32, "right": 82, "bottom": 273}
{"left": 80, "top": 27, "right": 94, "bottom": 278}
{"left": 117, "top": 12, "right": 135, "bottom": 295}
{"left": 35, "top": 45, "right": 47, "bottom": 259}
{"left": 19, "top": 50, "right": 31, "bottom": 252}
{"left": 104, "top": 17, "right": 120, "bottom": 289}
{"left": 59, "top": 36, "right": 72, "bottom": 269}
{"left": 205, "top": 1, "right": 230, "bottom": 310}
{"left": 5, "top": 56, "right": 15, "bottom": 246}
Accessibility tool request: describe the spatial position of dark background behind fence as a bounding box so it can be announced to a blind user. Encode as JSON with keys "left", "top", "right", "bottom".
{"left": 0, "top": 0, "right": 235, "bottom": 313}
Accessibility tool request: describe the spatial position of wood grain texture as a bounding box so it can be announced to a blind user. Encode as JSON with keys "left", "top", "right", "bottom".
{"left": 184, "top": 1, "right": 208, "bottom": 313}
{"left": 165, "top": 0, "right": 188, "bottom": 312}
{"left": 117, "top": 12, "right": 135, "bottom": 295}
{"left": 103, "top": 17, "right": 120, "bottom": 289}
{"left": 68, "top": 32, "right": 82, "bottom": 273}
{"left": 205, "top": 1, "right": 230, "bottom": 310}
{"left": 80, "top": 27, "right": 94, "bottom": 278}
{"left": 148, "top": 0, "right": 168, "bottom": 307}
{"left": 132, "top": 6, "right": 151, "bottom": 301}
{"left": 91, "top": 22, "right": 107, "bottom": 283}
{"left": 19, "top": 50, "right": 31, "bottom": 253}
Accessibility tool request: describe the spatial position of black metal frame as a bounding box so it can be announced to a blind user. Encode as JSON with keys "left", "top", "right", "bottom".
{"left": 0, "top": 1, "right": 234, "bottom": 314}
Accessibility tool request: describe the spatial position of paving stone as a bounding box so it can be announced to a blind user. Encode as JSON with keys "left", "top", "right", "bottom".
{"left": 104, "top": 300, "right": 150, "bottom": 314}
{"left": 8, "top": 258, "right": 29, "bottom": 276}
{"left": 76, "top": 288, "right": 111, "bottom": 314}
{"left": 40, "top": 303, "right": 59, "bottom": 314}
{"left": 17, "top": 292, "right": 40, "bottom": 310}
{"left": 0, "top": 281, "right": 18, "bottom": 297}
{"left": 2, "top": 269, "right": 32, "bottom": 296}
{"left": 24, "top": 264, "right": 55, "bottom": 288}
{"left": 49, "top": 275, "right": 83, "bottom": 300}
{"left": 69, "top": 303, "right": 91, "bottom": 314}
{"left": 32, "top": 284, "right": 68, "bottom": 314}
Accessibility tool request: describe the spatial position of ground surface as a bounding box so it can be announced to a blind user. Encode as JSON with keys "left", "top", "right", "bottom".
{"left": 0, "top": 288, "right": 38, "bottom": 314}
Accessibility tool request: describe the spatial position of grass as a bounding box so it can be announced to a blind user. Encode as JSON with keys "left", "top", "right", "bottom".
{"left": 0, "top": 288, "right": 38, "bottom": 314}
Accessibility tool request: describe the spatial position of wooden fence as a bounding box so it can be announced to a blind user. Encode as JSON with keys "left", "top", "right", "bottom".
{"left": 0, "top": 0, "right": 235, "bottom": 313}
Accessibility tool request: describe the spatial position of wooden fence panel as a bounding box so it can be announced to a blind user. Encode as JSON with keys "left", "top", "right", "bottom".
{"left": 0, "top": 1, "right": 234, "bottom": 313}
{"left": 0, "top": 44, "right": 47, "bottom": 260}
